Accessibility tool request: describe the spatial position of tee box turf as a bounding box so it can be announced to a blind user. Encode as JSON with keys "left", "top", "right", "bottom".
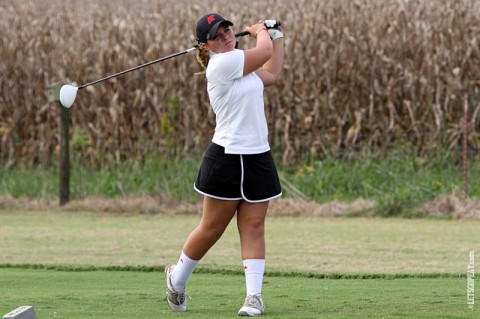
{"left": 3, "top": 306, "right": 37, "bottom": 319}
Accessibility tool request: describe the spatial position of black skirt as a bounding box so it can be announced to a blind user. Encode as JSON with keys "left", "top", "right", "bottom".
{"left": 194, "top": 143, "right": 282, "bottom": 203}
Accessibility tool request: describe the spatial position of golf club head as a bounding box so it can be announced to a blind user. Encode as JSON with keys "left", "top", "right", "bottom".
{"left": 59, "top": 85, "right": 78, "bottom": 108}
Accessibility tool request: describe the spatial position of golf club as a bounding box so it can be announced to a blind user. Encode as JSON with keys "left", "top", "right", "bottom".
{"left": 59, "top": 21, "right": 281, "bottom": 108}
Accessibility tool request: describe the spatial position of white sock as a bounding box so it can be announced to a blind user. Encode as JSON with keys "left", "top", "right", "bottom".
{"left": 243, "top": 259, "right": 265, "bottom": 296}
{"left": 171, "top": 251, "right": 199, "bottom": 291}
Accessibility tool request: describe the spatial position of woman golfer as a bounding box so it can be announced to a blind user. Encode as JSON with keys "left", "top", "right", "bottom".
{"left": 165, "top": 13, "right": 284, "bottom": 317}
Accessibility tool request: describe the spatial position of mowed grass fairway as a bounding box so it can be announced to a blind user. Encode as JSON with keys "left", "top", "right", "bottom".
{"left": 0, "top": 210, "right": 478, "bottom": 318}
{"left": 0, "top": 269, "right": 473, "bottom": 319}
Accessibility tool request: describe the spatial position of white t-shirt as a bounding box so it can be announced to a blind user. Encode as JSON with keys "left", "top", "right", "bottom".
{"left": 206, "top": 49, "right": 270, "bottom": 154}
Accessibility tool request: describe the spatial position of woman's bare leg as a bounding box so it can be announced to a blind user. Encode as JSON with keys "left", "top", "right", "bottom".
{"left": 183, "top": 196, "right": 240, "bottom": 260}
{"left": 237, "top": 201, "right": 269, "bottom": 259}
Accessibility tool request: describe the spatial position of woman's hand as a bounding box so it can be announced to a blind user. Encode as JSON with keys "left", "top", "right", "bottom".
{"left": 246, "top": 22, "right": 268, "bottom": 39}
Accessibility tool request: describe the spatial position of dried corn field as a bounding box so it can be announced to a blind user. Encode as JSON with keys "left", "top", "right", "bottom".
{"left": 1, "top": 0, "right": 479, "bottom": 167}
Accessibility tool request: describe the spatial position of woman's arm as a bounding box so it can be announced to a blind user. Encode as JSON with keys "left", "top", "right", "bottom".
{"left": 255, "top": 38, "right": 284, "bottom": 87}
{"left": 243, "top": 23, "right": 273, "bottom": 76}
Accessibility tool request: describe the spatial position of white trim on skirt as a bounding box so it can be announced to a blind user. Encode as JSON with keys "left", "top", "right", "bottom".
{"left": 193, "top": 155, "right": 282, "bottom": 203}
{"left": 193, "top": 184, "right": 243, "bottom": 201}
{"left": 239, "top": 155, "right": 282, "bottom": 203}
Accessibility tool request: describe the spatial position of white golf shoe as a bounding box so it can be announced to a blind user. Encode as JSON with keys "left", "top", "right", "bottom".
{"left": 164, "top": 264, "right": 187, "bottom": 312}
{"left": 238, "top": 294, "right": 265, "bottom": 317}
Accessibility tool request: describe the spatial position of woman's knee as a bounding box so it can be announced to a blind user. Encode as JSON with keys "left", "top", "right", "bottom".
{"left": 199, "top": 220, "right": 228, "bottom": 240}
{"left": 238, "top": 217, "right": 265, "bottom": 237}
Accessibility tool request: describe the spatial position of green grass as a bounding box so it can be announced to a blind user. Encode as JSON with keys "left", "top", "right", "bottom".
{"left": 0, "top": 151, "right": 478, "bottom": 217}
{"left": 0, "top": 211, "right": 478, "bottom": 318}
{"left": 0, "top": 268, "right": 476, "bottom": 319}
{"left": 285, "top": 151, "right": 479, "bottom": 215}
{"left": 1, "top": 211, "right": 478, "bottom": 274}
{"left": 0, "top": 155, "right": 199, "bottom": 203}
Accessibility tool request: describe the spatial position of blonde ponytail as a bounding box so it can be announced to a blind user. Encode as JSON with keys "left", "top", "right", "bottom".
{"left": 196, "top": 44, "right": 210, "bottom": 72}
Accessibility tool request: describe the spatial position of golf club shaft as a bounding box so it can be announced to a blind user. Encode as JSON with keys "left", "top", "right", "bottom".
{"left": 78, "top": 31, "right": 251, "bottom": 90}
{"left": 78, "top": 48, "right": 196, "bottom": 90}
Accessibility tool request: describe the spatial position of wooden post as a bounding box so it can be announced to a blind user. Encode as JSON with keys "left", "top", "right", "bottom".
{"left": 47, "top": 83, "right": 70, "bottom": 206}
{"left": 60, "top": 103, "right": 70, "bottom": 205}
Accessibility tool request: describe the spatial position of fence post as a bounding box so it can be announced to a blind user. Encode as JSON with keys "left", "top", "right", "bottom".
{"left": 47, "top": 82, "right": 70, "bottom": 206}
{"left": 463, "top": 94, "right": 468, "bottom": 199}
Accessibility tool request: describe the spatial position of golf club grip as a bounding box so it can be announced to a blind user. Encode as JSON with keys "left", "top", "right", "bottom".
{"left": 235, "top": 21, "right": 281, "bottom": 38}
{"left": 235, "top": 31, "right": 250, "bottom": 37}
